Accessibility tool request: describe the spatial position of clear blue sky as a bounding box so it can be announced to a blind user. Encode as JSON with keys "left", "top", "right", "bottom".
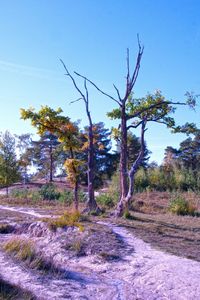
{"left": 0, "top": 0, "right": 200, "bottom": 164}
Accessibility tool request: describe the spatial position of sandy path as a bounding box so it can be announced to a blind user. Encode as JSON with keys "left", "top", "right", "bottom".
{"left": 102, "top": 222, "right": 200, "bottom": 300}
{"left": 0, "top": 206, "right": 200, "bottom": 299}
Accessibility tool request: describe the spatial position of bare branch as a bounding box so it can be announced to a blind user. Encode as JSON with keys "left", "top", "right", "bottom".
{"left": 123, "top": 40, "right": 144, "bottom": 102}
{"left": 127, "top": 120, "right": 143, "bottom": 130}
{"left": 126, "top": 48, "right": 130, "bottom": 86}
{"left": 113, "top": 84, "right": 122, "bottom": 100}
{"left": 84, "top": 79, "right": 89, "bottom": 107}
{"left": 74, "top": 71, "right": 122, "bottom": 106}
{"left": 60, "top": 59, "right": 85, "bottom": 100}
{"left": 69, "top": 98, "right": 83, "bottom": 105}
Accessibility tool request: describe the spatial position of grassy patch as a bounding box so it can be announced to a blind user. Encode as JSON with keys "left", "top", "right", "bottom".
{"left": 3, "top": 238, "right": 58, "bottom": 274}
{"left": 45, "top": 211, "right": 85, "bottom": 232}
{"left": 114, "top": 211, "right": 200, "bottom": 262}
{"left": 169, "top": 196, "right": 197, "bottom": 216}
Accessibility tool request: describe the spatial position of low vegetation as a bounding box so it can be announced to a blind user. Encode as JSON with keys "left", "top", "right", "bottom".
{"left": 0, "top": 277, "right": 35, "bottom": 300}
{"left": 3, "top": 238, "right": 58, "bottom": 274}
{"left": 10, "top": 184, "right": 86, "bottom": 206}
{"left": 169, "top": 196, "right": 197, "bottom": 216}
{"left": 45, "top": 211, "right": 85, "bottom": 232}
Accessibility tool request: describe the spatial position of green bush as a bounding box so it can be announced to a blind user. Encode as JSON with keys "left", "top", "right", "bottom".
{"left": 11, "top": 188, "right": 29, "bottom": 199}
{"left": 169, "top": 196, "right": 196, "bottom": 216}
{"left": 39, "top": 183, "right": 60, "bottom": 200}
{"left": 58, "top": 190, "right": 86, "bottom": 205}
{"left": 58, "top": 190, "right": 74, "bottom": 205}
{"left": 96, "top": 193, "right": 114, "bottom": 208}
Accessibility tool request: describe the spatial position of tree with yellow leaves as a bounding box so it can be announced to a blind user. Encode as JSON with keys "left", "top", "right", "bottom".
{"left": 20, "top": 106, "right": 83, "bottom": 210}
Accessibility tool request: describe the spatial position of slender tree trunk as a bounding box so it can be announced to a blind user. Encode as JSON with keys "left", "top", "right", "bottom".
{"left": 74, "top": 181, "right": 79, "bottom": 211}
{"left": 49, "top": 144, "right": 53, "bottom": 182}
{"left": 85, "top": 103, "right": 100, "bottom": 213}
{"left": 115, "top": 105, "right": 128, "bottom": 216}
{"left": 69, "top": 147, "right": 80, "bottom": 211}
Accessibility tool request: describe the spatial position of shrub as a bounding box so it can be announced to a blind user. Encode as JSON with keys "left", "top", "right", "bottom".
{"left": 58, "top": 190, "right": 86, "bottom": 205}
{"left": 96, "top": 194, "right": 114, "bottom": 208}
{"left": 169, "top": 196, "right": 196, "bottom": 216}
{"left": 39, "top": 183, "right": 60, "bottom": 200}
{"left": 46, "top": 211, "right": 84, "bottom": 231}
{"left": 58, "top": 190, "right": 74, "bottom": 205}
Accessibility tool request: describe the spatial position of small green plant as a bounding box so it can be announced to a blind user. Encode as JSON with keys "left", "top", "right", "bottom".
{"left": 169, "top": 196, "right": 196, "bottom": 216}
{"left": 123, "top": 209, "right": 132, "bottom": 219}
{"left": 39, "top": 183, "right": 60, "bottom": 200}
{"left": 58, "top": 190, "right": 73, "bottom": 205}
{"left": 96, "top": 194, "right": 114, "bottom": 208}
{"left": 58, "top": 190, "right": 86, "bottom": 205}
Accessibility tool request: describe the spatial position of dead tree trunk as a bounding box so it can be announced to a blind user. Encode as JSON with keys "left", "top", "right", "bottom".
{"left": 86, "top": 106, "right": 99, "bottom": 212}
{"left": 115, "top": 119, "right": 146, "bottom": 216}
{"left": 61, "top": 39, "right": 144, "bottom": 216}
{"left": 116, "top": 104, "right": 129, "bottom": 215}
{"left": 60, "top": 60, "right": 100, "bottom": 213}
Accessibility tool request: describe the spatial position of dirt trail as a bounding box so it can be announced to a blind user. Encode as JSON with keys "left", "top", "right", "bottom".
{"left": 0, "top": 205, "right": 200, "bottom": 299}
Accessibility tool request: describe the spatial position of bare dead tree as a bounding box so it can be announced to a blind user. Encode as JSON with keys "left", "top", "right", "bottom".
{"left": 60, "top": 60, "right": 100, "bottom": 213}
{"left": 71, "top": 39, "right": 143, "bottom": 216}
{"left": 72, "top": 38, "right": 196, "bottom": 217}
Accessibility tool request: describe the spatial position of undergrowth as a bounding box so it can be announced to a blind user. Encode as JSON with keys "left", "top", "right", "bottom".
{"left": 169, "top": 196, "right": 197, "bottom": 216}
{"left": 0, "top": 277, "right": 35, "bottom": 300}
{"left": 44, "top": 211, "right": 85, "bottom": 232}
{"left": 3, "top": 238, "right": 58, "bottom": 274}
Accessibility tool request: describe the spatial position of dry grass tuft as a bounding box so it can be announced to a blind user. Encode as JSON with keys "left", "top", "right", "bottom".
{"left": 3, "top": 237, "right": 58, "bottom": 274}
{"left": 45, "top": 211, "right": 85, "bottom": 232}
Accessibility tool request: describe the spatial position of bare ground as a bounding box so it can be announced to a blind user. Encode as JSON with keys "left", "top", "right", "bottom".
{"left": 0, "top": 204, "right": 200, "bottom": 299}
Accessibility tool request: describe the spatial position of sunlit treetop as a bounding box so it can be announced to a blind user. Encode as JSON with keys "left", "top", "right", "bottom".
{"left": 21, "top": 105, "right": 82, "bottom": 153}
{"left": 20, "top": 106, "right": 70, "bottom": 136}
{"left": 108, "top": 90, "right": 198, "bottom": 135}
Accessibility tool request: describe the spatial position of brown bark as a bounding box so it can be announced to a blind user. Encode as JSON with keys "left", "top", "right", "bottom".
{"left": 119, "top": 105, "right": 128, "bottom": 198}
{"left": 61, "top": 41, "right": 144, "bottom": 216}
{"left": 74, "top": 180, "right": 79, "bottom": 211}
{"left": 60, "top": 60, "right": 100, "bottom": 214}
{"left": 84, "top": 91, "right": 99, "bottom": 212}
{"left": 115, "top": 119, "right": 146, "bottom": 216}
{"left": 49, "top": 144, "right": 53, "bottom": 182}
